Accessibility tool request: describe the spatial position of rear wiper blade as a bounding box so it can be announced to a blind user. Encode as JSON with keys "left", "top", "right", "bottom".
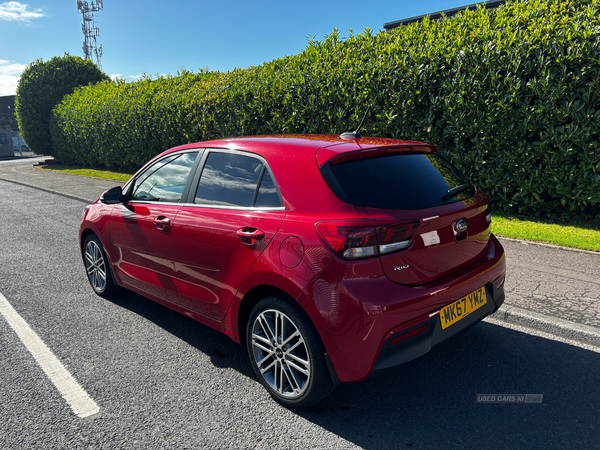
{"left": 441, "top": 184, "right": 472, "bottom": 202}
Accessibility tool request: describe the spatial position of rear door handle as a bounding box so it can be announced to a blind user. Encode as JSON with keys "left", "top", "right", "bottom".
{"left": 153, "top": 216, "right": 171, "bottom": 230}
{"left": 236, "top": 227, "right": 265, "bottom": 245}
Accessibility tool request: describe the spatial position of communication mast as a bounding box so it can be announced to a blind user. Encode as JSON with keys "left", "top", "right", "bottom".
{"left": 77, "top": 0, "right": 104, "bottom": 70}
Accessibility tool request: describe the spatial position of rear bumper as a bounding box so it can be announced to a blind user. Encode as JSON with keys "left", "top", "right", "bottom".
{"left": 300, "top": 234, "right": 506, "bottom": 383}
{"left": 372, "top": 276, "right": 504, "bottom": 373}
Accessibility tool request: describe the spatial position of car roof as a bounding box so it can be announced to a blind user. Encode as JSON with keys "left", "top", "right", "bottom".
{"left": 138, "top": 135, "right": 438, "bottom": 214}
{"left": 167, "top": 134, "right": 435, "bottom": 166}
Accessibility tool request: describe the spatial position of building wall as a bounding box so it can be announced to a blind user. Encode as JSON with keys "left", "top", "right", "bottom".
{"left": 0, "top": 95, "right": 19, "bottom": 156}
{"left": 0, "top": 122, "right": 13, "bottom": 156}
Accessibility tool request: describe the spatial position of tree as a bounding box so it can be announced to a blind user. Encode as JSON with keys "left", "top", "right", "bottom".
{"left": 15, "top": 54, "right": 109, "bottom": 156}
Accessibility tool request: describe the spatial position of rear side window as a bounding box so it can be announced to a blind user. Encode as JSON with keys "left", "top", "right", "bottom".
{"left": 194, "top": 152, "right": 283, "bottom": 208}
{"left": 322, "top": 153, "right": 475, "bottom": 210}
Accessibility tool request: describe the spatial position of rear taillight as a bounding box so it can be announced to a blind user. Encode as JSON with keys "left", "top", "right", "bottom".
{"left": 315, "top": 221, "right": 377, "bottom": 259}
{"left": 375, "top": 222, "right": 419, "bottom": 255}
{"left": 315, "top": 220, "right": 419, "bottom": 260}
{"left": 485, "top": 194, "right": 492, "bottom": 222}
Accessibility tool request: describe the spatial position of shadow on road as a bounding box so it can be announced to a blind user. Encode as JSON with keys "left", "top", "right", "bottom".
{"left": 108, "top": 290, "right": 600, "bottom": 449}
{"left": 107, "top": 290, "right": 253, "bottom": 375}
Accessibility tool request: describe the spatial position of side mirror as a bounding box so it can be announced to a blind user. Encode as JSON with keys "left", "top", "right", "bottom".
{"left": 100, "top": 186, "right": 126, "bottom": 204}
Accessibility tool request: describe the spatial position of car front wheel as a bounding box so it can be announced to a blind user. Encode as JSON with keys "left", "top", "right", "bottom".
{"left": 83, "top": 234, "right": 117, "bottom": 297}
{"left": 247, "top": 295, "right": 336, "bottom": 408}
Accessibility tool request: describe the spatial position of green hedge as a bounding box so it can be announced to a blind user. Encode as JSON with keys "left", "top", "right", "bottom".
{"left": 49, "top": 70, "right": 217, "bottom": 169}
{"left": 16, "top": 54, "right": 109, "bottom": 156}
{"left": 50, "top": 0, "right": 600, "bottom": 216}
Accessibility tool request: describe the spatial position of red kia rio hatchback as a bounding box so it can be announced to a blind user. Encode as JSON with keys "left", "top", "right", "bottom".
{"left": 80, "top": 134, "right": 505, "bottom": 407}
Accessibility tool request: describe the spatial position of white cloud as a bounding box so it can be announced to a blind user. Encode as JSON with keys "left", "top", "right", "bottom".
{"left": 0, "top": 1, "right": 45, "bottom": 22}
{"left": 0, "top": 60, "right": 27, "bottom": 96}
{"left": 109, "top": 73, "right": 122, "bottom": 81}
{"left": 0, "top": 59, "right": 26, "bottom": 76}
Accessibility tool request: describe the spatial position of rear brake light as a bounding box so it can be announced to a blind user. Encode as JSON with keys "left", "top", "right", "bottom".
{"left": 315, "top": 221, "right": 376, "bottom": 259}
{"left": 315, "top": 220, "right": 419, "bottom": 260}
{"left": 384, "top": 147, "right": 415, "bottom": 155}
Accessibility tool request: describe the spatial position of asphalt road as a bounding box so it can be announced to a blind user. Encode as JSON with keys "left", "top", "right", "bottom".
{"left": 1, "top": 161, "right": 599, "bottom": 449}
{"left": 503, "top": 241, "right": 600, "bottom": 327}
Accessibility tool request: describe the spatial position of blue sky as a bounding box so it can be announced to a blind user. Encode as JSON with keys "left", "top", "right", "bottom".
{"left": 1, "top": 0, "right": 466, "bottom": 96}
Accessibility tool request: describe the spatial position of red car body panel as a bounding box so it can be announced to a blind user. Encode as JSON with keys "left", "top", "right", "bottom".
{"left": 298, "top": 235, "right": 505, "bottom": 382}
{"left": 171, "top": 207, "right": 285, "bottom": 320}
{"left": 80, "top": 134, "right": 506, "bottom": 384}
{"left": 109, "top": 203, "right": 181, "bottom": 302}
{"left": 357, "top": 191, "right": 491, "bottom": 286}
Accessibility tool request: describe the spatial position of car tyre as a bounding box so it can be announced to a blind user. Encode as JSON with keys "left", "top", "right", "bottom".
{"left": 83, "top": 234, "right": 118, "bottom": 297}
{"left": 247, "top": 295, "right": 336, "bottom": 408}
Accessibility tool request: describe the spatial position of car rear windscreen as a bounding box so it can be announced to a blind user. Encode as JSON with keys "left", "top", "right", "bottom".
{"left": 321, "top": 153, "right": 475, "bottom": 210}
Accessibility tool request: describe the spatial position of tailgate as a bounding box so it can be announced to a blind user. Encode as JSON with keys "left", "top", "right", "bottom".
{"left": 357, "top": 190, "right": 491, "bottom": 285}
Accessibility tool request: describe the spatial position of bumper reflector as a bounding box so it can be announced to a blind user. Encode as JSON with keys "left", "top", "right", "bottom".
{"left": 387, "top": 325, "right": 428, "bottom": 346}
{"left": 494, "top": 275, "right": 505, "bottom": 290}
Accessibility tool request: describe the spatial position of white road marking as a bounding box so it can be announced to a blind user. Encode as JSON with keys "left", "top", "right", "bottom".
{"left": 0, "top": 291, "right": 99, "bottom": 418}
{"left": 484, "top": 316, "right": 600, "bottom": 354}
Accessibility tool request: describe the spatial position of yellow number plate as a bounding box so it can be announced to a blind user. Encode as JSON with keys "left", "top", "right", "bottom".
{"left": 440, "top": 287, "right": 487, "bottom": 329}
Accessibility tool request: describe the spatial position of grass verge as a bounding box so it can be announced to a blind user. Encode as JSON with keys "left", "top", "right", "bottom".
{"left": 36, "top": 164, "right": 134, "bottom": 182}
{"left": 35, "top": 165, "right": 600, "bottom": 252}
{"left": 492, "top": 211, "right": 600, "bottom": 252}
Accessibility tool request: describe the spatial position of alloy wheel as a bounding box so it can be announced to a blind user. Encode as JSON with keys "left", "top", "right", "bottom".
{"left": 85, "top": 239, "right": 107, "bottom": 293}
{"left": 250, "top": 309, "right": 311, "bottom": 398}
